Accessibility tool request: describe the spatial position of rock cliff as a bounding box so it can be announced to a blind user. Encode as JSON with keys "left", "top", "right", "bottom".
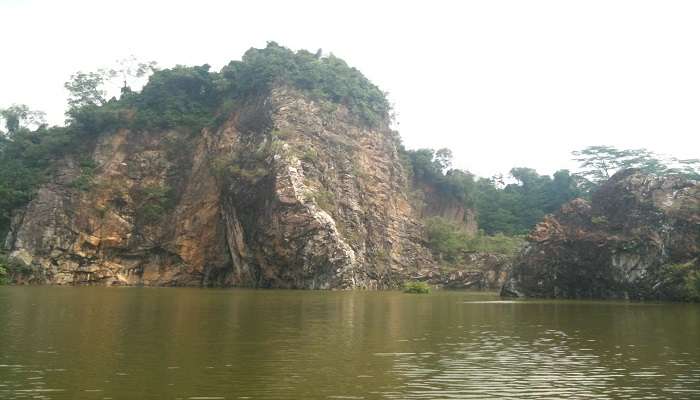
{"left": 502, "top": 169, "right": 700, "bottom": 300}
{"left": 3, "top": 87, "right": 446, "bottom": 288}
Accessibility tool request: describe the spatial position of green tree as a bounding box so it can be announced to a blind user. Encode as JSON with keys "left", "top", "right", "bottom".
{"left": 0, "top": 105, "right": 45, "bottom": 137}
{"left": 64, "top": 71, "right": 107, "bottom": 110}
{"left": 572, "top": 146, "right": 700, "bottom": 189}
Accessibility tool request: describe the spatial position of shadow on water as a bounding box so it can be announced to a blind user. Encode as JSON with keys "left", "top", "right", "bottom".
{"left": 0, "top": 287, "right": 698, "bottom": 399}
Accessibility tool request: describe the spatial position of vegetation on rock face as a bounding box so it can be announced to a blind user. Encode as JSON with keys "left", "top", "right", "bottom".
{"left": 221, "top": 42, "right": 390, "bottom": 126}
{"left": 404, "top": 145, "right": 699, "bottom": 238}
{"left": 0, "top": 42, "right": 391, "bottom": 244}
{"left": 403, "top": 148, "right": 583, "bottom": 236}
{"left": 424, "top": 217, "right": 524, "bottom": 263}
{"left": 0, "top": 253, "right": 31, "bottom": 284}
{"left": 2, "top": 43, "right": 698, "bottom": 293}
{"left": 502, "top": 170, "right": 699, "bottom": 301}
{"left": 658, "top": 261, "right": 700, "bottom": 302}
{"left": 403, "top": 281, "right": 431, "bottom": 294}
{"left": 134, "top": 184, "right": 176, "bottom": 225}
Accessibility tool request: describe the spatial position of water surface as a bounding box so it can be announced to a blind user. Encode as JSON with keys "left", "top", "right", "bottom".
{"left": 0, "top": 287, "right": 698, "bottom": 399}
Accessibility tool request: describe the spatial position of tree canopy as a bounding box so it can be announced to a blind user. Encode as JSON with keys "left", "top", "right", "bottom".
{"left": 573, "top": 145, "right": 700, "bottom": 189}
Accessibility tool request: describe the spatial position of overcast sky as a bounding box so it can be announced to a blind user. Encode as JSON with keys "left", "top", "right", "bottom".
{"left": 1, "top": 0, "right": 698, "bottom": 177}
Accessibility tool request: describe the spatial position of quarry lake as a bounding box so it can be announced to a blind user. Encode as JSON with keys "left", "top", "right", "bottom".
{"left": 0, "top": 287, "right": 698, "bottom": 400}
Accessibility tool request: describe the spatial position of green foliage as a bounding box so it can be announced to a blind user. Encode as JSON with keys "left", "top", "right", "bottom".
{"left": 573, "top": 146, "right": 700, "bottom": 189}
{"left": 424, "top": 217, "right": 524, "bottom": 263}
{"left": 1, "top": 105, "right": 46, "bottom": 136}
{"left": 69, "top": 159, "right": 97, "bottom": 191}
{"left": 213, "top": 135, "right": 279, "bottom": 184}
{"left": 64, "top": 71, "right": 107, "bottom": 110}
{"left": 661, "top": 261, "right": 700, "bottom": 302}
{"left": 300, "top": 147, "right": 319, "bottom": 163}
{"left": 465, "top": 233, "right": 525, "bottom": 255}
{"left": 135, "top": 184, "right": 175, "bottom": 224}
{"left": 311, "top": 188, "right": 335, "bottom": 213}
{"left": 0, "top": 253, "right": 32, "bottom": 284}
{"left": 0, "top": 265, "right": 7, "bottom": 285}
{"left": 473, "top": 168, "right": 583, "bottom": 235}
{"left": 425, "top": 217, "right": 472, "bottom": 262}
{"left": 0, "top": 120, "right": 79, "bottom": 242}
{"left": 403, "top": 281, "right": 431, "bottom": 294}
{"left": 130, "top": 65, "right": 221, "bottom": 131}
{"left": 404, "top": 148, "right": 475, "bottom": 205}
{"left": 222, "top": 42, "right": 390, "bottom": 126}
{"left": 591, "top": 215, "right": 608, "bottom": 225}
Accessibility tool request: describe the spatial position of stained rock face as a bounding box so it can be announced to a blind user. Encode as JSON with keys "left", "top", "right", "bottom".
{"left": 501, "top": 169, "right": 700, "bottom": 300}
{"left": 415, "top": 253, "right": 511, "bottom": 290}
{"left": 4, "top": 87, "right": 442, "bottom": 288}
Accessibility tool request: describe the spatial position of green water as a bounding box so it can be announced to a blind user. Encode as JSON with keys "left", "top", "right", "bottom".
{"left": 0, "top": 287, "right": 698, "bottom": 399}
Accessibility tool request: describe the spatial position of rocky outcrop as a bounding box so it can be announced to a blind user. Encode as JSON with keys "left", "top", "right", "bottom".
{"left": 4, "top": 87, "right": 440, "bottom": 288}
{"left": 415, "top": 253, "right": 511, "bottom": 289}
{"left": 501, "top": 169, "right": 699, "bottom": 300}
{"left": 411, "top": 181, "right": 478, "bottom": 235}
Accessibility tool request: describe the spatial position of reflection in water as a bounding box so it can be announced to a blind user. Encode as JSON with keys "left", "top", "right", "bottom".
{"left": 0, "top": 287, "right": 698, "bottom": 399}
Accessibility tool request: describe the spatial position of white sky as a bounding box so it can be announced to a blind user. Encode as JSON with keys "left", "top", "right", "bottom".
{"left": 1, "top": 0, "right": 698, "bottom": 177}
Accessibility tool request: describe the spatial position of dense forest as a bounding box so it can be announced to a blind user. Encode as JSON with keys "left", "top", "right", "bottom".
{"left": 1, "top": 42, "right": 699, "bottom": 278}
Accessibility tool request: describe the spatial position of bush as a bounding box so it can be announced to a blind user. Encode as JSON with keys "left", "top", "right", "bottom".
{"left": 0, "top": 265, "right": 7, "bottom": 285}
{"left": 69, "top": 158, "right": 97, "bottom": 191}
{"left": 464, "top": 232, "right": 525, "bottom": 255}
{"left": 311, "top": 188, "right": 335, "bottom": 213}
{"left": 135, "top": 184, "right": 175, "bottom": 224}
{"left": 662, "top": 262, "right": 700, "bottom": 302}
{"left": 425, "top": 217, "right": 524, "bottom": 263}
{"left": 130, "top": 65, "right": 220, "bottom": 131}
{"left": 0, "top": 253, "right": 32, "bottom": 284}
{"left": 403, "top": 281, "right": 431, "bottom": 294}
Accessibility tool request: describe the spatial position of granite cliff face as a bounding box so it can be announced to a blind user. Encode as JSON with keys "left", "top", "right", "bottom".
{"left": 3, "top": 87, "right": 449, "bottom": 288}
{"left": 502, "top": 169, "right": 700, "bottom": 300}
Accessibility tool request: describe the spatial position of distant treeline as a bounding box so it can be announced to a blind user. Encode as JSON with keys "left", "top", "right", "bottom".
{"left": 402, "top": 146, "right": 699, "bottom": 236}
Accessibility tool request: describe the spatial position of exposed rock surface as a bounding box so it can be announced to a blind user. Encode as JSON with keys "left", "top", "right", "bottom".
{"left": 415, "top": 253, "right": 511, "bottom": 290}
{"left": 4, "top": 87, "right": 455, "bottom": 289}
{"left": 501, "top": 169, "right": 700, "bottom": 300}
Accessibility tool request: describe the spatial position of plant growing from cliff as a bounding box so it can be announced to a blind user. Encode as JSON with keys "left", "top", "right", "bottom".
{"left": 311, "top": 188, "right": 335, "bottom": 214}
{"left": 135, "top": 184, "right": 176, "bottom": 224}
{"left": 403, "top": 281, "right": 431, "bottom": 294}
{"left": 69, "top": 158, "right": 98, "bottom": 191}
{"left": 0, "top": 253, "right": 31, "bottom": 284}
{"left": 0, "top": 264, "right": 7, "bottom": 285}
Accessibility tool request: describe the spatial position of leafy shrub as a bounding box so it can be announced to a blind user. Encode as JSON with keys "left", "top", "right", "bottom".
{"left": 464, "top": 233, "right": 525, "bottom": 255}
{"left": 70, "top": 158, "right": 97, "bottom": 191}
{"left": 300, "top": 147, "right": 319, "bottom": 163}
{"left": 135, "top": 184, "right": 175, "bottom": 224}
{"left": 130, "top": 65, "right": 220, "bottom": 131}
{"left": 0, "top": 253, "right": 32, "bottom": 284}
{"left": 662, "top": 262, "right": 700, "bottom": 302}
{"left": 425, "top": 217, "right": 524, "bottom": 263}
{"left": 311, "top": 188, "right": 335, "bottom": 213}
{"left": 403, "top": 281, "right": 431, "bottom": 294}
